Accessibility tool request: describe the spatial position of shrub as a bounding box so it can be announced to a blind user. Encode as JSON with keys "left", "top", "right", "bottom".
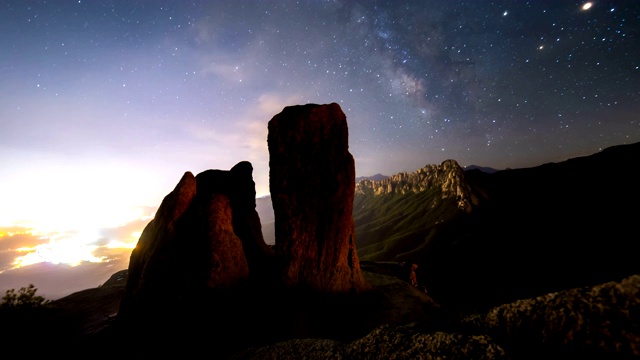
{"left": 1, "top": 284, "right": 51, "bottom": 309}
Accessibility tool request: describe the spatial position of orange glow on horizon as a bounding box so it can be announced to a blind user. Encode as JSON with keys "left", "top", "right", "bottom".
{"left": 1, "top": 210, "right": 152, "bottom": 271}
{"left": 11, "top": 234, "right": 105, "bottom": 269}
{"left": 0, "top": 228, "right": 47, "bottom": 238}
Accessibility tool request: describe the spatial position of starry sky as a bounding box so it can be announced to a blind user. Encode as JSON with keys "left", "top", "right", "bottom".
{"left": 1, "top": 0, "right": 639, "bottom": 299}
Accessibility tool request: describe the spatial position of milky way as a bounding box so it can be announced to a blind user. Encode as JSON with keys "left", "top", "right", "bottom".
{"left": 0, "top": 1, "right": 639, "bottom": 298}
{"left": 2, "top": 1, "right": 639, "bottom": 186}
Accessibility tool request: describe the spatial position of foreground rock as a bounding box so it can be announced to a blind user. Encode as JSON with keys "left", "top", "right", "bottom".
{"left": 464, "top": 273, "right": 640, "bottom": 358}
{"left": 231, "top": 274, "right": 640, "bottom": 360}
{"left": 268, "top": 103, "right": 369, "bottom": 293}
{"left": 111, "top": 103, "right": 380, "bottom": 357}
{"left": 118, "top": 161, "right": 272, "bottom": 324}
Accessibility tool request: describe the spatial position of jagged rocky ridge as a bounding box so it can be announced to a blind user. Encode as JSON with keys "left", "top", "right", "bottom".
{"left": 355, "top": 159, "right": 479, "bottom": 212}
{"left": 354, "top": 141, "right": 640, "bottom": 313}
{"left": 353, "top": 159, "right": 478, "bottom": 270}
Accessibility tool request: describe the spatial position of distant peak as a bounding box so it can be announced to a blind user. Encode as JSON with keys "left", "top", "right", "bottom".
{"left": 463, "top": 164, "right": 499, "bottom": 173}
{"left": 355, "top": 160, "right": 479, "bottom": 212}
{"left": 355, "top": 173, "right": 388, "bottom": 182}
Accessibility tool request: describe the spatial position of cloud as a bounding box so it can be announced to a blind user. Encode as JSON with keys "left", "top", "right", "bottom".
{"left": 198, "top": 55, "right": 248, "bottom": 83}
{"left": 0, "top": 207, "right": 155, "bottom": 299}
{"left": 0, "top": 230, "right": 49, "bottom": 274}
{"left": 0, "top": 152, "right": 166, "bottom": 229}
{"left": 98, "top": 211, "right": 155, "bottom": 249}
{"left": 0, "top": 229, "right": 44, "bottom": 250}
{"left": 246, "top": 93, "right": 304, "bottom": 151}
{"left": 240, "top": 93, "right": 305, "bottom": 196}
{"left": 179, "top": 92, "right": 303, "bottom": 196}
{"left": 0, "top": 261, "right": 127, "bottom": 301}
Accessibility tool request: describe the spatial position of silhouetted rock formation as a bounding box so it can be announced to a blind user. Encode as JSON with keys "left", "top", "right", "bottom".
{"left": 118, "top": 161, "right": 272, "bottom": 323}
{"left": 197, "top": 162, "right": 274, "bottom": 280}
{"left": 268, "top": 103, "right": 369, "bottom": 293}
{"left": 114, "top": 104, "right": 377, "bottom": 356}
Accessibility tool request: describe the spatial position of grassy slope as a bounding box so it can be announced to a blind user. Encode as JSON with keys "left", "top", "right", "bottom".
{"left": 354, "top": 186, "right": 464, "bottom": 263}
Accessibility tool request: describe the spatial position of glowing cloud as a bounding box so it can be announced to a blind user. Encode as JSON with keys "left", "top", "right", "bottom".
{"left": 12, "top": 232, "right": 105, "bottom": 268}
{"left": 1, "top": 207, "right": 154, "bottom": 272}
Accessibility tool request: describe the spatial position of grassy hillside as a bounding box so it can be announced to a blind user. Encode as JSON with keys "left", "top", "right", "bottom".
{"left": 354, "top": 186, "right": 464, "bottom": 262}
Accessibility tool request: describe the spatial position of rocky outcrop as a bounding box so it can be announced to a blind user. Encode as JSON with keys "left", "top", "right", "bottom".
{"left": 231, "top": 274, "right": 640, "bottom": 360}
{"left": 115, "top": 103, "right": 376, "bottom": 355}
{"left": 118, "top": 161, "right": 272, "bottom": 322}
{"left": 117, "top": 171, "right": 196, "bottom": 321}
{"left": 197, "top": 193, "right": 250, "bottom": 288}
{"left": 196, "top": 162, "right": 274, "bottom": 280}
{"left": 464, "top": 274, "right": 640, "bottom": 358}
{"left": 267, "top": 103, "right": 369, "bottom": 293}
{"left": 355, "top": 159, "right": 479, "bottom": 212}
{"left": 231, "top": 325, "right": 506, "bottom": 360}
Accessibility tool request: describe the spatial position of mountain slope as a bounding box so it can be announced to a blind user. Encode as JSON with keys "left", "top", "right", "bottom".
{"left": 353, "top": 159, "right": 481, "bottom": 261}
{"left": 353, "top": 142, "right": 640, "bottom": 311}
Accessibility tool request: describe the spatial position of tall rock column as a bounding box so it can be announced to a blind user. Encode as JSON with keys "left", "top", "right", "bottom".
{"left": 267, "top": 103, "right": 368, "bottom": 293}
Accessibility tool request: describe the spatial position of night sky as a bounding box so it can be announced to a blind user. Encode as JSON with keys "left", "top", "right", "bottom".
{"left": 1, "top": 0, "right": 639, "bottom": 299}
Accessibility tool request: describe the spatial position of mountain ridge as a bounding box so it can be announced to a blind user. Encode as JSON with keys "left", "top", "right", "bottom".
{"left": 354, "top": 140, "right": 640, "bottom": 311}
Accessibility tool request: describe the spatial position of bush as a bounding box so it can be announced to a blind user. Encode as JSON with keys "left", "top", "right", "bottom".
{"left": 1, "top": 284, "right": 50, "bottom": 309}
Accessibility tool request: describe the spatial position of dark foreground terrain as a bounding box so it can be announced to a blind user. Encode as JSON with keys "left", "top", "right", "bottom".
{"left": 3, "top": 107, "right": 638, "bottom": 359}
{"left": 2, "top": 265, "right": 639, "bottom": 359}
